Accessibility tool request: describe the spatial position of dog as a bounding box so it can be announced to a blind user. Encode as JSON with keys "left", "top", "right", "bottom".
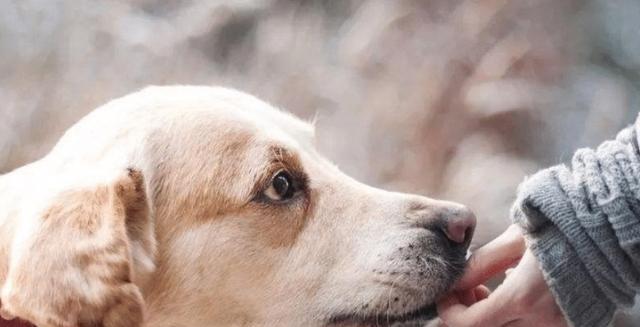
{"left": 0, "top": 86, "right": 475, "bottom": 327}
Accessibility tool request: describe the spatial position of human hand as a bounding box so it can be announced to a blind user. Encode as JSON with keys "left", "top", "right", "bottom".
{"left": 437, "top": 225, "right": 567, "bottom": 327}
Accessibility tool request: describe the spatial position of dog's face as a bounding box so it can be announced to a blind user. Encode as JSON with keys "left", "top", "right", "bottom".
{"left": 131, "top": 87, "right": 475, "bottom": 326}
{"left": 0, "top": 86, "right": 474, "bottom": 327}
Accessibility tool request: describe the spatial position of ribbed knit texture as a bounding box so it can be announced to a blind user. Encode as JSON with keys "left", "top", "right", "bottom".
{"left": 511, "top": 116, "right": 640, "bottom": 327}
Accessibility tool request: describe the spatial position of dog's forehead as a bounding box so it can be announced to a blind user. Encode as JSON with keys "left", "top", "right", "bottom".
{"left": 216, "top": 88, "right": 315, "bottom": 148}
{"left": 141, "top": 85, "right": 315, "bottom": 149}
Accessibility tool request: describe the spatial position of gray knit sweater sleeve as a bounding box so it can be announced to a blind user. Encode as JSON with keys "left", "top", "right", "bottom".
{"left": 511, "top": 115, "right": 640, "bottom": 327}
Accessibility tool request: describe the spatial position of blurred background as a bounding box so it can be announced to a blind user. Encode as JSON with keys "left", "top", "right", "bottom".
{"left": 1, "top": 0, "right": 639, "bottom": 325}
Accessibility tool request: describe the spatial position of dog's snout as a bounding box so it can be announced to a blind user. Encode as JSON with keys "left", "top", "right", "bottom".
{"left": 439, "top": 207, "right": 476, "bottom": 246}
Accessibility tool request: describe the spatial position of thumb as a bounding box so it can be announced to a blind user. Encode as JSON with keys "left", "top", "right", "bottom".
{"left": 455, "top": 224, "right": 526, "bottom": 290}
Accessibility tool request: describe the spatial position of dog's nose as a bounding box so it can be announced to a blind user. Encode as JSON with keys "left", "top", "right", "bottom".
{"left": 439, "top": 207, "right": 476, "bottom": 246}
{"left": 405, "top": 199, "right": 476, "bottom": 249}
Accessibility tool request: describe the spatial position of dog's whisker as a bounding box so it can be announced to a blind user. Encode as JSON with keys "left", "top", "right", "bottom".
{"left": 385, "top": 272, "right": 403, "bottom": 326}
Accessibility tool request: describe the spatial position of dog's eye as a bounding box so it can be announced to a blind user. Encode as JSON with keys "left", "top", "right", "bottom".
{"left": 264, "top": 170, "right": 296, "bottom": 202}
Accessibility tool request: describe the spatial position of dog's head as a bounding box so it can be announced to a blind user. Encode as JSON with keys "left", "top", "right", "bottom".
{"left": 0, "top": 86, "right": 474, "bottom": 326}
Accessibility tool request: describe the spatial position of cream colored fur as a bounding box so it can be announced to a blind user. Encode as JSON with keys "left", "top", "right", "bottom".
{"left": 0, "top": 86, "right": 471, "bottom": 327}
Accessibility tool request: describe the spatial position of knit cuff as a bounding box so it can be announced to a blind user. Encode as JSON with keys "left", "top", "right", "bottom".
{"left": 512, "top": 169, "right": 616, "bottom": 327}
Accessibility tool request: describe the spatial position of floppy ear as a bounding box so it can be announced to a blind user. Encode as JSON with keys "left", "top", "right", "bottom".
{"left": 0, "top": 169, "right": 156, "bottom": 327}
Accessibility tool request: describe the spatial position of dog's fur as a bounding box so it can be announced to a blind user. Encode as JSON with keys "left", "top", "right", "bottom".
{"left": 0, "top": 86, "right": 473, "bottom": 326}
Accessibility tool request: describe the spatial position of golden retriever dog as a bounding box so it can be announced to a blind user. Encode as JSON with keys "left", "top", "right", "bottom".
{"left": 0, "top": 86, "right": 475, "bottom": 327}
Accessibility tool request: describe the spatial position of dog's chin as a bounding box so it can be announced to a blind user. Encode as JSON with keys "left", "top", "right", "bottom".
{"left": 328, "top": 257, "right": 466, "bottom": 327}
{"left": 328, "top": 303, "right": 437, "bottom": 327}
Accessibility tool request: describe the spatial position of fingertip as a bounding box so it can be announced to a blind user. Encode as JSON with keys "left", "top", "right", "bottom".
{"left": 458, "top": 289, "right": 478, "bottom": 307}
{"left": 473, "top": 285, "right": 491, "bottom": 301}
{"left": 453, "top": 227, "right": 526, "bottom": 291}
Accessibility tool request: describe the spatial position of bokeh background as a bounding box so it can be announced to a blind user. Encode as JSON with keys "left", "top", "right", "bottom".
{"left": 1, "top": 0, "right": 639, "bottom": 325}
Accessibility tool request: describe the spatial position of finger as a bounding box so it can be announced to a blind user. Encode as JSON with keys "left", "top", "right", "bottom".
{"left": 459, "top": 289, "right": 478, "bottom": 307}
{"left": 473, "top": 285, "right": 491, "bottom": 301}
{"left": 438, "top": 289, "right": 511, "bottom": 327}
{"left": 455, "top": 225, "right": 526, "bottom": 290}
{"left": 456, "top": 284, "right": 492, "bottom": 307}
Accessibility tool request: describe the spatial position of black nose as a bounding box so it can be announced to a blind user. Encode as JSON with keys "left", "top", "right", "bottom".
{"left": 437, "top": 207, "right": 476, "bottom": 249}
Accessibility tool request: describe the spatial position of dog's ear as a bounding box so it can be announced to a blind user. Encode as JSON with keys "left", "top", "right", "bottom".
{"left": 0, "top": 168, "right": 156, "bottom": 327}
